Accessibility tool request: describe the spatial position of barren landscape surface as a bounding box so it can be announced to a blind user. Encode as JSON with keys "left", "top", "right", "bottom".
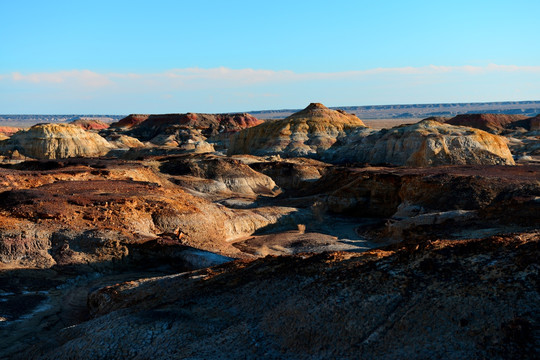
{"left": 0, "top": 103, "right": 538, "bottom": 359}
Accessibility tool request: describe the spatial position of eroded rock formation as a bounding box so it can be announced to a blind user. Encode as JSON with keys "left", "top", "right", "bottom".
{"left": 228, "top": 103, "right": 366, "bottom": 158}
{"left": 328, "top": 119, "right": 515, "bottom": 166}
{"left": 0, "top": 123, "right": 113, "bottom": 159}
{"left": 20, "top": 232, "right": 539, "bottom": 360}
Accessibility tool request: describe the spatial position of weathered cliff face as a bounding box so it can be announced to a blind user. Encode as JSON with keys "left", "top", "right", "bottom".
{"left": 328, "top": 119, "right": 515, "bottom": 166}
{"left": 0, "top": 159, "right": 300, "bottom": 268}
{"left": 21, "top": 233, "right": 539, "bottom": 360}
{"left": 0, "top": 123, "right": 113, "bottom": 160}
{"left": 443, "top": 113, "right": 529, "bottom": 133}
{"left": 228, "top": 103, "right": 367, "bottom": 158}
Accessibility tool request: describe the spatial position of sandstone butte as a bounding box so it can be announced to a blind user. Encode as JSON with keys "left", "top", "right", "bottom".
{"left": 0, "top": 123, "right": 113, "bottom": 160}
{"left": 228, "top": 103, "right": 367, "bottom": 157}
{"left": 329, "top": 119, "right": 515, "bottom": 166}
{"left": 443, "top": 113, "right": 529, "bottom": 133}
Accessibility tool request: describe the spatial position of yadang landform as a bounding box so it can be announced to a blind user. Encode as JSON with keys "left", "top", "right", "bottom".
{"left": 0, "top": 101, "right": 538, "bottom": 359}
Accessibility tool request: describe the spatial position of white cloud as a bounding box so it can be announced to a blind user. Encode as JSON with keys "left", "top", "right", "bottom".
{"left": 10, "top": 70, "right": 113, "bottom": 87}
{"left": 1, "top": 64, "right": 539, "bottom": 113}
{"left": 4, "top": 64, "right": 540, "bottom": 89}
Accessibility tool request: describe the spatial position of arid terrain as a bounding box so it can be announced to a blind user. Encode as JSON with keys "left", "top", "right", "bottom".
{"left": 0, "top": 104, "right": 538, "bottom": 359}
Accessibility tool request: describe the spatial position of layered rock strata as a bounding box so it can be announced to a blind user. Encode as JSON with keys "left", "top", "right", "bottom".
{"left": 328, "top": 119, "right": 515, "bottom": 166}
{"left": 228, "top": 103, "right": 366, "bottom": 158}
{"left": 0, "top": 123, "right": 113, "bottom": 159}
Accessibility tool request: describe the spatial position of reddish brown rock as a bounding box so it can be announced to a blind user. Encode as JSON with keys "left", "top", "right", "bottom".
{"left": 110, "top": 114, "right": 149, "bottom": 128}
{"left": 116, "top": 113, "right": 262, "bottom": 140}
{"left": 0, "top": 126, "right": 21, "bottom": 137}
{"left": 444, "top": 113, "right": 529, "bottom": 133}
{"left": 70, "top": 119, "right": 110, "bottom": 131}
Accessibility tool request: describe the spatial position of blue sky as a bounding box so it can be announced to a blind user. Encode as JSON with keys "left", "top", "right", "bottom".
{"left": 1, "top": 0, "right": 539, "bottom": 113}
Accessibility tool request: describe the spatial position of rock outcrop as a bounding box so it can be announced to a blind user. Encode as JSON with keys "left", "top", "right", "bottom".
{"left": 294, "top": 164, "right": 540, "bottom": 241}
{"left": 21, "top": 232, "right": 539, "bottom": 360}
{"left": 0, "top": 123, "right": 113, "bottom": 159}
{"left": 328, "top": 119, "right": 515, "bottom": 166}
{"left": 0, "top": 158, "right": 301, "bottom": 268}
{"left": 159, "top": 154, "right": 278, "bottom": 196}
{"left": 228, "top": 103, "right": 367, "bottom": 158}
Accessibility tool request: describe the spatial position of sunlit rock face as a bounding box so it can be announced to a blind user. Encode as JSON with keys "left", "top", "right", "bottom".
{"left": 0, "top": 123, "right": 113, "bottom": 159}
{"left": 327, "top": 119, "right": 515, "bottom": 166}
{"left": 228, "top": 103, "right": 367, "bottom": 158}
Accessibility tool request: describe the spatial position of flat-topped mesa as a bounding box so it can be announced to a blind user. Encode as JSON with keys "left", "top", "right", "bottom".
{"left": 0, "top": 123, "right": 113, "bottom": 159}
{"left": 228, "top": 103, "right": 366, "bottom": 158}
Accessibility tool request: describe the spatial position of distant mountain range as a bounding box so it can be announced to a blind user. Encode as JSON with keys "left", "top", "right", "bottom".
{"left": 250, "top": 100, "right": 540, "bottom": 119}
{"left": 1, "top": 101, "right": 539, "bottom": 126}
{"left": 0, "top": 115, "right": 124, "bottom": 127}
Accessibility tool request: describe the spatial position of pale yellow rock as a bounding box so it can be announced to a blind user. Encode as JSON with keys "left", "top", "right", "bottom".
{"left": 106, "top": 134, "right": 145, "bottom": 149}
{"left": 330, "top": 119, "right": 515, "bottom": 166}
{"left": 228, "top": 103, "right": 366, "bottom": 157}
{"left": 0, "top": 123, "right": 113, "bottom": 159}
